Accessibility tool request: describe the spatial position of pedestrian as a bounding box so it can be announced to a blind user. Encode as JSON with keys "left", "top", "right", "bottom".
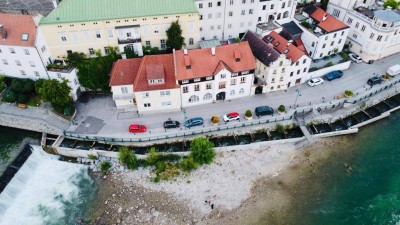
{"left": 211, "top": 204, "right": 214, "bottom": 209}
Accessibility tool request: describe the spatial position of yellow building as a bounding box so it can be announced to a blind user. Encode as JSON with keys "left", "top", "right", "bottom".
{"left": 38, "top": 0, "right": 201, "bottom": 60}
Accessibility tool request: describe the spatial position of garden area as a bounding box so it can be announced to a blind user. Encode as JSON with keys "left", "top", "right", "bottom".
{"left": 309, "top": 51, "right": 350, "bottom": 72}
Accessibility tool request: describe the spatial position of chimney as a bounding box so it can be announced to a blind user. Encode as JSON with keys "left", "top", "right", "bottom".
{"left": 184, "top": 48, "right": 188, "bottom": 55}
{"left": 211, "top": 47, "right": 216, "bottom": 56}
{"left": 322, "top": 14, "right": 327, "bottom": 22}
{"left": 0, "top": 24, "right": 7, "bottom": 40}
{"left": 52, "top": 0, "right": 58, "bottom": 8}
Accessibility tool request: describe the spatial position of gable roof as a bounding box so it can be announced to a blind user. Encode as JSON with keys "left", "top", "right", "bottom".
{"left": 263, "top": 31, "right": 306, "bottom": 63}
{"left": 241, "top": 31, "right": 279, "bottom": 66}
{"left": 310, "top": 7, "right": 348, "bottom": 33}
{"left": 174, "top": 42, "right": 256, "bottom": 80}
{"left": 0, "top": 14, "right": 37, "bottom": 47}
{"left": 39, "top": 0, "right": 197, "bottom": 25}
{"left": 134, "top": 54, "right": 179, "bottom": 92}
{"left": 109, "top": 58, "right": 142, "bottom": 86}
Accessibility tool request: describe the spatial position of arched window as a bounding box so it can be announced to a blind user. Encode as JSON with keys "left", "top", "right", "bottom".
{"left": 239, "top": 88, "right": 244, "bottom": 94}
{"left": 203, "top": 93, "right": 212, "bottom": 100}
{"left": 189, "top": 38, "right": 194, "bottom": 45}
{"left": 189, "top": 95, "right": 199, "bottom": 103}
{"left": 230, "top": 90, "right": 235, "bottom": 96}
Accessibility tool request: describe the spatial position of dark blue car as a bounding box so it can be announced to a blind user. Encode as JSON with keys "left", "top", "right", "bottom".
{"left": 324, "top": 70, "right": 343, "bottom": 81}
{"left": 184, "top": 117, "right": 204, "bottom": 128}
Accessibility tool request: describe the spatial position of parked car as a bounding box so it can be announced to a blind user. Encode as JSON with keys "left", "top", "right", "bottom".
{"left": 307, "top": 78, "right": 324, "bottom": 87}
{"left": 387, "top": 64, "right": 400, "bottom": 76}
{"left": 184, "top": 117, "right": 204, "bottom": 128}
{"left": 255, "top": 106, "right": 274, "bottom": 117}
{"left": 367, "top": 76, "right": 383, "bottom": 86}
{"left": 223, "top": 112, "right": 240, "bottom": 122}
{"left": 163, "top": 120, "right": 180, "bottom": 129}
{"left": 129, "top": 124, "right": 147, "bottom": 133}
{"left": 349, "top": 53, "right": 362, "bottom": 63}
{"left": 324, "top": 70, "right": 343, "bottom": 81}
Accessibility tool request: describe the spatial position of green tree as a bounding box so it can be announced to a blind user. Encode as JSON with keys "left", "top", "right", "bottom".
{"left": 35, "top": 79, "right": 72, "bottom": 112}
{"left": 189, "top": 137, "right": 216, "bottom": 165}
{"left": 384, "top": 0, "right": 399, "bottom": 9}
{"left": 166, "top": 20, "right": 185, "bottom": 51}
{"left": 118, "top": 146, "right": 137, "bottom": 170}
{"left": 67, "top": 47, "right": 120, "bottom": 92}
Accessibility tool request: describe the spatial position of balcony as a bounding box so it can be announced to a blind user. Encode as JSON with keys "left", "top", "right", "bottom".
{"left": 118, "top": 38, "right": 141, "bottom": 44}
{"left": 112, "top": 93, "right": 135, "bottom": 100}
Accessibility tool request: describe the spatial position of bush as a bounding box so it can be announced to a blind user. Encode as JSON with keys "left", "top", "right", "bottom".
{"left": 100, "top": 161, "right": 112, "bottom": 174}
{"left": 278, "top": 105, "right": 285, "bottom": 113}
{"left": 245, "top": 109, "right": 252, "bottom": 117}
{"left": 2, "top": 90, "right": 16, "bottom": 102}
{"left": 16, "top": 93, "right": 28, "bottom": 104}
{"left": 147, "top": 147, "right": 159, "bottom": 166}
{"left": 3, "top": 77, "right": 13, "bottom": 87}
{"left": 325, "top": 61, "right": 334, "bottom": 67}
{"left": 309, "top": 67, "right": 319, "bottom": 72}
{"left": 345, "top": 90, "right": 353, "bottom": 97}
{"left": 211, "top": 115, "right": 219, "bottom": 124}
{"left": 118, "top": 146, "right": 137, "bottom": 170}
{"left": 276, "top": 124, "right": 286, "bottom": 134}
{"left": 189, "top": 137, "right": 216, "bottom": 165}
{"left": 87, "top": 154, "right": 98, "bottom": 160}
{"left": 323, "top": 56, "right": 330, "bottom": 60}
{"left": 180, "top": 156, "right": 199, "bottom": 172}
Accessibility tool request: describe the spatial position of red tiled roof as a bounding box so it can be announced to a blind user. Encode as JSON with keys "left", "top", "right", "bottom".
{"left": 263, "top": 31, "right": 305, "bottom": 63}
{"left": 294, "top": 39, "right": 308, "bottom": 55}
{"left": 109, "top": 58, "right": 142, "bottom": 86}
{"left": 145, "top": 64, "right": 165, "bottom": 80}
{"left": 0, "top": 14, "right": 37, "bottom": 47}
{"left": 175, "top": 42, "right": 256, "bottom": 80}
{"left": 311, "top": 8, "right": 348, "bottom": 33}
{"left": 134, "top": 54, "right": 179, "bottom": 92}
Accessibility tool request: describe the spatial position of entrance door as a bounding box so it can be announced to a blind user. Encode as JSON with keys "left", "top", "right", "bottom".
{"left": 216, "top": 92, "right": 226, "bottom": 100}
{"left": 255, "top": 86, "right": 263, "bottom": 94}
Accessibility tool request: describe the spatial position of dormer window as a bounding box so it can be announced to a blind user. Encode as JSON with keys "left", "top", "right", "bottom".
{"left": 274, "top": 42, "right": 280, "bottom": 47}
{"left": 194, "top": 78, "right": 201, "bottom": 82}
{"left": 182, "top": 80, "right": 189, "bottom": 84}
{"left": 283, "top": 49, "right": 289, "bottom": 54}
{"left": 206, "top": 76, "right": 213, "bottom": 80}
{"left": 267, "top": 36, "right": 274, "bottom": 42}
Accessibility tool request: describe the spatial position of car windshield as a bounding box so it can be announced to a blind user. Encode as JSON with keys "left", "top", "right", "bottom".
{"left": 187, "top": 120, "right": 192, "bottom": 124}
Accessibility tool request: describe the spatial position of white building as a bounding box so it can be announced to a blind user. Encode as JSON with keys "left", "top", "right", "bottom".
{"left": 242, "top": 31, "right": 311, "bottom": 93}
{"left": 328, "top": 0, "right": 400, "bottom": 63}
{"left": 174, "top": 42, "right": 256, "bottom": 107}
{"left": 109, "top": 55, "right": 181, "bottom": 114}
{"left": 326, "top": 0, "right": 375, "bottom": 22}
{"left": 196, "top": 0, "right": 297, "bottom": 41}
{"left": 0, "top": 13, "right": 81, "bottom": 100}
{"left": 295, "top": 5, "right": 349, "bottom": 59}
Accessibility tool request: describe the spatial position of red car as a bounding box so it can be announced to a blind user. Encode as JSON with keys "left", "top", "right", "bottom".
{"left": 223, "top": 112, "right": 240, "bottom": 122}
{"left": 129, "top": 124, "right": 147, "bottom": 133}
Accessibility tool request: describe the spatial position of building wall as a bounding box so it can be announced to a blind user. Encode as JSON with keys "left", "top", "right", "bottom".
{"left": 288, "top": 54, "right": 312, "bottom": 84}
{"left": 180, "top": 68, "right": 254, "bottom": 107}
{"left": 135, "top": 88, "right": 181, "bottom": 113}
{"left": 0, "top": 45, "right": 48, "bottom": 80}
{"left": 47, "top": 68, "right": 81, "bottom": 100}
{"left": 307, "top": 60, "right": 351, "bottom": 78}
{"left": 39, "top": 13, "right": 201, "bottom": 59}
{"left": 111, "top": 85, "right": 135, "bottom": 109}
{"left": 196, "top": 0, "right": 297, "bottom": 41}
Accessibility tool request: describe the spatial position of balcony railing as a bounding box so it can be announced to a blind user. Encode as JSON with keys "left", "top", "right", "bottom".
{"left": 118, "top": 38, "right": 141, "bottom": 44}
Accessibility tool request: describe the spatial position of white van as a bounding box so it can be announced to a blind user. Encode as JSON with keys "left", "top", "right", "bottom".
{"left": 387, "top": 64, "right": 400, "bottom": 76}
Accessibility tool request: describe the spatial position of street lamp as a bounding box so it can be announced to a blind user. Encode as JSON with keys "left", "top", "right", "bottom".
{"left": 294, "top": 89, "right": 301, "bottom": 109}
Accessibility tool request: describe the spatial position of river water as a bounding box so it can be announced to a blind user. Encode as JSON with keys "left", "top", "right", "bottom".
{"left": 0, "top": 127, "right": 96, "bottom": 225}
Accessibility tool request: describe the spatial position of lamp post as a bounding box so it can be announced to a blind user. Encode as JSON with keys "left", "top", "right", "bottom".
{"left": 294, "top": 89, "right": 301, "bottom": 109}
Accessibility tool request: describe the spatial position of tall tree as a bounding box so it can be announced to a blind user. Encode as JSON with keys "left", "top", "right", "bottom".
{"left": 189, "top": 137, "right": 216, "bottom": 165}
{"left": 67, "top": 46, "right": 120, "bottom": 92}
{"left": 166, "top": 20, "right": 185, "bottom": 51}
{"left": 35, "top": 79, "right": 72, "bottom": 112}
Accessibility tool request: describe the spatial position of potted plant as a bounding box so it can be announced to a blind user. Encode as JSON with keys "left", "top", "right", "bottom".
{"left": 211, "top": 115, "right": 219, "bottom": 126}
{"left": 344, "top": 90, "right": 353, "bottom": 98}
{"left": 278, "top": 105, "right": 285, "bottom": 114}
{"left": 244, "top": 109, "right": 253, "bottom": 120}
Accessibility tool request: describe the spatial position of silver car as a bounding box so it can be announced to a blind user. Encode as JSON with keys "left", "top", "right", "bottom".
{"left": 349, "top": 53, "right": 362, "bottom": 63}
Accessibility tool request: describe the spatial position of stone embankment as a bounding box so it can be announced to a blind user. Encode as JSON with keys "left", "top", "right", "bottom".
{"left": 76, "top": 156, "right": 125, "bottom": 172}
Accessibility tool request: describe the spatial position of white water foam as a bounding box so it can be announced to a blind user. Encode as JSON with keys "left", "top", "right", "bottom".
{"left": 0, "top": 145, "right": 91, "bottom": 225}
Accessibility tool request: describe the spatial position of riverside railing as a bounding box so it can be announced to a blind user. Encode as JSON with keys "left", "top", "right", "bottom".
{"left": 63, "top": 113, "right": 306, "bottom": 143}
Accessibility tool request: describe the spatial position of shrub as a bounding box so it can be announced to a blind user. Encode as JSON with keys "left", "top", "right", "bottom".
{"left": 278, "top": 105, "right": 285, "bottom": 113}
{"left": 180, "top": 156, "right": 199, "bottom": 172}
{"left": 211, "top": 115, "right": 219, "bottom": 124}
{"left": 189, "top": 137, "right": 216, "bottom": 165}
{"left": 301, "top": 21, "right": 311, "bottom": 29}
{"left": 147, "top": 147, "right": 159, "bottom": 166}
{"left": 345, "top": 90, "right": 353, "bottom": 97}
{"left": 118, "top": 146, "right": 137, "bottom": 170}
{"left": 245, "top": 109, "right": 252, "bottom": 117}
{"left": 325, "top": 61, "right": 334, "bottom": 67}
{"left": 100, "top": 161, "right": 112, "bottom": 174}
{"left": 2, "top": 90, "right": 16, "bottom": 102}
{"left": 16, "top": 93, "right": 28, "bottom": 104}
{"left": 276, "top": 124, "right": 286, "bottom": 134}
{"left": 383, "top": 74, "right": 391, "bottom": 79}
{"left": 309, "top": 67, "right": 319, "bottom": 72}
{"left": 323, "top": 56, "right": 330, "bottom": 60}
{"left": 87, "top": 154, "right": 98, "bottom": 160}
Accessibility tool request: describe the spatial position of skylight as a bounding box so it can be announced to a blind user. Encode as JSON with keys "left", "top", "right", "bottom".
{"left": 22, "top": 33, "right": 29, "bottom": 41}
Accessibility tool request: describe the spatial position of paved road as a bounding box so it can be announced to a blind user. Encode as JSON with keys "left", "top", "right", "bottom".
{"left": 68, "top": 53, "right": 400, "bottom": 138}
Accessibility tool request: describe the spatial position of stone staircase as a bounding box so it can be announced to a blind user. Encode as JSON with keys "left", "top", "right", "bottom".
{"left": 294, "top": 112, "right": 315, "bottom": 145}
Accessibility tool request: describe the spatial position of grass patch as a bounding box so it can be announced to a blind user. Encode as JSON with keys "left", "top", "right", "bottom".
{"left": 27, "top": 95, "right": 41, "bottom": 107}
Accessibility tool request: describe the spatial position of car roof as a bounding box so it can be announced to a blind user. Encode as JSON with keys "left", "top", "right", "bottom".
{"left": 190, "top": 117, "right": 203, "bottom": 121}
{"left": 130, "top": 124, "right": 141, "bottom": 128}
{"left": 256, "top": 106, "right": 273, "bottom": 111}
{"left": 229, "top": 112, "right": 239, "bottom": 116}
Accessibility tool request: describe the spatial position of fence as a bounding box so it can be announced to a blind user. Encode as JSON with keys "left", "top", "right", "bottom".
{"left": 64, "top": 114, "right": 300, "bottom": 143}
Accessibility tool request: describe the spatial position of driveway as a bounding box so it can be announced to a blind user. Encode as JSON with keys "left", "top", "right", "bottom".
{"left": 67, "top": 53, "right": 400, "bottom": 139}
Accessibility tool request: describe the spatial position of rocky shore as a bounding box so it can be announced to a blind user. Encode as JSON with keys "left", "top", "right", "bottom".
{"left": 87, "top": 137, "right": 355, "bottom": 225}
